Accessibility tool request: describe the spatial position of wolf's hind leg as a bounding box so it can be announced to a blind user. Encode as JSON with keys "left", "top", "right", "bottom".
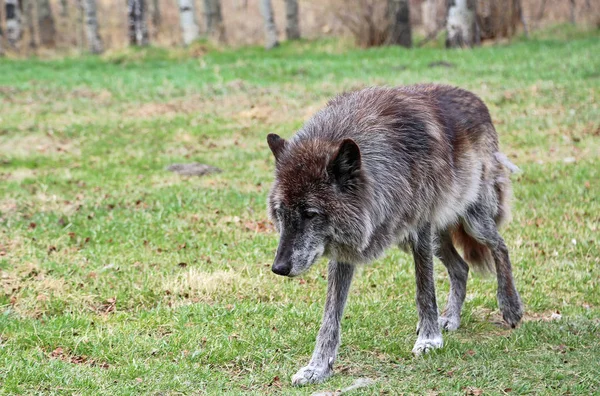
{"left": 411, "top": 224, "right": 444, "bottom": 355}
{"left": 462, "top": 206, "right": 523, "bottom": 328}
{"left": 292, "top": 261, "right": 354, "bottom": 386}
{"left": 435, "top": 230, "right": 469, "bottom": 331}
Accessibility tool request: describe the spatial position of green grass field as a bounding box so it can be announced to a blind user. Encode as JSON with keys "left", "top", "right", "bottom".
{"left": 1, "top": 25, "right": 599, "bottom": 394}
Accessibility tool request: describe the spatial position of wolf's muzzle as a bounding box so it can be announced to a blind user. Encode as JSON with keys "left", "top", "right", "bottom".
{"left": 271, "top": 261, "right": 291, "bottom": 276}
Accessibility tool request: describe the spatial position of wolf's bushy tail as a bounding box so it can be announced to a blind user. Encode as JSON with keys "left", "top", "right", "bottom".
{"left": 451, "top": 152, "right": 517, "bottom": 274}
{"left": 450, "top": 224, "right": 495, "bottom": 273}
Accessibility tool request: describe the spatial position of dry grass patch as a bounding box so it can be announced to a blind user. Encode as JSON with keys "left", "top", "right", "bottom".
{"left": 0, "top": 134, "right": 79, "bottom": 158}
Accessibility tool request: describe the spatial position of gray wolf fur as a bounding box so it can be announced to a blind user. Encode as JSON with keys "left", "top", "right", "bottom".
{"left": 266, "top": 84, "right": 523, "bottom": 385}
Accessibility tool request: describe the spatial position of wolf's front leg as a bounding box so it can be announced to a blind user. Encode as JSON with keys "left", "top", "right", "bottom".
{"left": 411, "top": 225, "right": 444, "bottom": 355}
{"left": 292, "top": 261, "right": 355, "bottom": 386}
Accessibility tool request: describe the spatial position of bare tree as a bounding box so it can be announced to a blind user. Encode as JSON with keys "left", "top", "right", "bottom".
{"left": 330, "top": 0, "right": 389, "bottom": 48}
{"left": 150, "top": 0, "right": 160, "bottom": 37}
{"left": 178, "top": 0, "right": 200, "bottom": 45}
{"left": 59, "top": 0, "right": 69, "bottom": 17}
{"left": 0, "top": 9, "right": 3, "bottom": 56}
{"left": 285, "top": 0, "right": 300, "bottom": 40}
{"left": 23, "top": 0, "right": 36, "bottom": 49}
{"left": 82, "top": 0, "right": 103, "bottom": 53}
{"left": 259, "top": 0, "right": 278, "bottom": 49}
{"left": 5, "top": 0, "right": 23, "bottom": 48}
{"left": 38, "top": 0, "right": 57, "bottom": 47}
{"left": 446, "top": 0, "right": 478, "bottom": 48}
{"left": 203, "top": 0, "right": 226, "bottom": 43}
{"left": 569, "top": 0, "right": 576, "bottom": 24}
{"left": 128, "top": 0, "right": 149, "bottom": 46}
{"left": 387, "top": 0, "right": 411, "bottom": 47}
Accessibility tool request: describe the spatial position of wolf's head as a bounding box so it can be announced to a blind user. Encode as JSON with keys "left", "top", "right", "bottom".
{"left": 266, "top": 133, "right": 368, "bottom": 277}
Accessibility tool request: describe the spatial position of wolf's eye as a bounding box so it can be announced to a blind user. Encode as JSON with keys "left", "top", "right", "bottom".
{"left": 305, "top": 210, "right": 319, "bottom": 219}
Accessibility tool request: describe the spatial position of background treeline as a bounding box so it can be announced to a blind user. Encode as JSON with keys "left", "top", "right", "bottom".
{"left": 0, "top": 0, "right": 598, "bottom": 56}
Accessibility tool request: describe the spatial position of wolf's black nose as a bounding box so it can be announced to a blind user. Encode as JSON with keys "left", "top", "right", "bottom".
{"left": 272, "top": 262, "right": 291, "bottom": 276}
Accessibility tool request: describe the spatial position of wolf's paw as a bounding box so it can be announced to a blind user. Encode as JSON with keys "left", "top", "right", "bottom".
{"left": 412, "top": 334, "right": 443, "bottom": 356}
{"left": 291, "top": 364, "right": 332, "bottom": 386}
{"left": 498, "top": 291, "right": 523, "bottom": 328}
{"left": 438, "top": 314, "right": 460, "bottom": 331}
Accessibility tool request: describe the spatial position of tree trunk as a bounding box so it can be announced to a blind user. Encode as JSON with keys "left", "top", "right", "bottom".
{"left": 23, "top": 0, "right": 36, "bottom": 49}
{"left": 5, "top": 0, "right": 23, "bottom": 49}
{"left": 446, "top": 0, "right": 478, "bottom": 48}
{"left": 259, "top": 0, "right": 278, "bottom": 49}
{"left": 421, "top": 0, "right": 438, "bottom": 36}
{"left": 178, "top": 0, "right": 199, "bottom": 45}
{"left": 203, "top": 0, "right": 226, "bottom": 43}
{"left": 569, "top": 0, "right": 576, "bottom": 24}
{"left": 150, "top": 0, "right": 160, "bottom": 36}
{"left": 0, "top": 13, "right": 3, "bottom": 56}
{"left": 38, "top": 0, "right": 57, "bottom": 47}
{"left": 387, "top": 0, "right": 411, "bottom": 47}
{"left": 59, "top": 0, "right": 69, "bottom": 17}
{"left": 284, "top": 0, "right": 300, "bottom": 40}
{"left": 128, "top": 0, "right": 149, "bottom": 46}
{"left": 82, "top": 0, "right": 103, "bottom": 53}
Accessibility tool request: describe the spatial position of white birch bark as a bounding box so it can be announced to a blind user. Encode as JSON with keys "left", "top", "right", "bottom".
{"left": 446, "top": 0, "right": 478, "bottom": 48}
{"left": 82, "top": 0, "right": 103, "bottom": 54}
{"left": 178, "top": 0, "right": 200, "bottom": 45}
{"left": 5, "top": 0, "right": 23, "bottom": 48}
{"left": 259, "top": 0, "right": 278, "bottom": 49}
{"left": 284, "top": 0, "right": 300, "bottom": 40}
{"left": 128, "top": 0, "right": 149, "bottom": 46}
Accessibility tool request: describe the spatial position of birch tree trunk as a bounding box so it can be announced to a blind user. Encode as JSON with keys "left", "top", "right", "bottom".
{"left": 23, "top": 0, "right": 36, "bottom": 49}
{"left": 446, "top": 0, "right": 478, "bottom": 48}
{"left": 259, "top": 0, "right": 278, "bottom": 49}
{"left": 387, "top": 0, "right": 411, "bottom": 47}
{"left": 38, "top": 0, "right": 57, "bottom": 47}
{"left": 284, "top": 0, "right": 300, "bottom": 40}
{"left": 82, "top": 0, "right": 103, "bottom": 53}
{"left": 128, "top": 0, "right": 149, "bottom": 46}
{"left": 178, "top": 0, "right": 199, "bottom": 45}
{"left": 421, "top": 0, "right": 438, "bottom": 36}
{"left": 203, "top": 0, "right": 226, "bottom": 43}
{"left": 5, "top": 0, "right": 23, "bottom": 49}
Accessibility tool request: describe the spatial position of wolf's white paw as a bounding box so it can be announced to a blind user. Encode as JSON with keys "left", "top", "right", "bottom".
{"left": 291, "top": 365, "right": 332, "bottom": 386}
{"left": 412, "top": 334, "right": 443, "bottom": 356}
{"left": 439, "top": 314, "right": 460, "bottom": 331}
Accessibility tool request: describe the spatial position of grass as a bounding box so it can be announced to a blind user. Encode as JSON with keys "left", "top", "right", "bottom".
{"left": 0, "top": 25, "right": 599, "bottom": 394}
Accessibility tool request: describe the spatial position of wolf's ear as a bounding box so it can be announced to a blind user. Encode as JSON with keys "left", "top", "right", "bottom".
{"left": 328, "top": 139, "right": 361, "bottom": 189}
{"left": 267, "top": 134, "right": 286, "bottom": 162}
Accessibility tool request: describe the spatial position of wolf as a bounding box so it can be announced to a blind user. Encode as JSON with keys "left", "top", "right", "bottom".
{"left": 266, "top": 84, "right": 523, "bottom": 385}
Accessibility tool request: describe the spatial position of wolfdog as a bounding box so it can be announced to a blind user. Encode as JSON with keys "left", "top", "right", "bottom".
{"left": 266, "top": 84, "right": 523, "bottom": 385}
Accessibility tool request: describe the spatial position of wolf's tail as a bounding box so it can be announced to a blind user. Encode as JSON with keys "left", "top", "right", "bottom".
{"left": 450, "top": 224, "right": 495, "bottom": 273}
{"left": 451, "top": 151, "right": 517, "bottom": 274}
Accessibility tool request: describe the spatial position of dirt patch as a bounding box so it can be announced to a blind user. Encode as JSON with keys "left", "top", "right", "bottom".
{"left": 0, "top": 168, "right": 38, "bottom": 182}
{"left": 166, "top": 163, "right": 222, "bottom": 177}
{"left": 49, "top": 347, "right": 110, "bottom": 368}
{"left": 0, "top": 198, "right": 18, "bottom": 215}
{"left": 124, "top": 86, "right": 314, "bottom": 126}
{"left": 0, "top": 134, "right": 78, "bottom": 158}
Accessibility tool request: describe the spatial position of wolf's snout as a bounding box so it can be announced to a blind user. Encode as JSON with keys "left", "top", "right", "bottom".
{"left": 272, "top": 235, "right": 294, "bottom": 276}
{"left": 271, "top": 261, "right": 291, "bottom": 276}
